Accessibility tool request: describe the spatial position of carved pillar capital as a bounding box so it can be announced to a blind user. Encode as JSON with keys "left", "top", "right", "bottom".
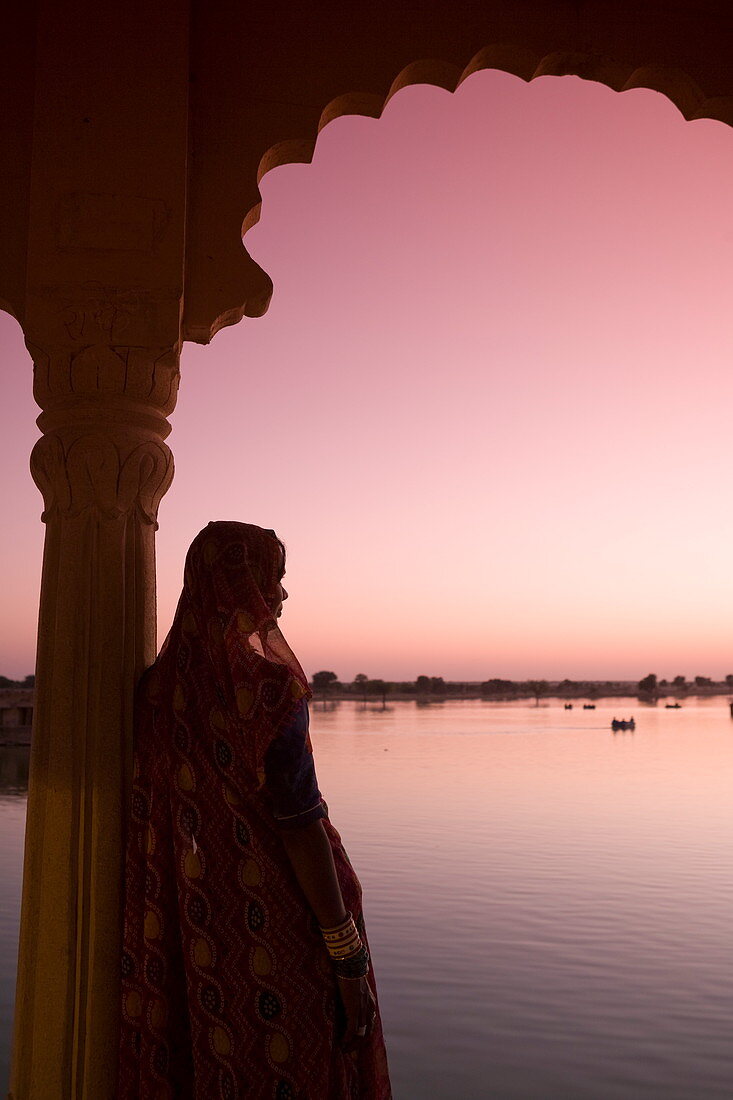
{"left": 26, "top": 341, "right": 178, "bottom": 528}
{"left": 30, "top": 431, "right": 174, "bottom": 527}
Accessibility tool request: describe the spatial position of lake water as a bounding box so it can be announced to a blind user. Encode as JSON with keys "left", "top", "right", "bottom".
{"left": 2, "top": 698, "right": 732, "bottom": 1097}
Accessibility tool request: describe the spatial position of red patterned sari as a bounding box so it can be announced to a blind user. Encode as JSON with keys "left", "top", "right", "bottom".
{"left": 118, "top": 522, "right": 391, "bottom": 1099}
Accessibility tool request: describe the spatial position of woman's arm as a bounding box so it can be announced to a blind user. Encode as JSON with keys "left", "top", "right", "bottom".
{"left": 280, "top": 820, "right": 376, "bottom": 1049}
{"left": 279, "top": 818, "right": 347, "bottom": 928}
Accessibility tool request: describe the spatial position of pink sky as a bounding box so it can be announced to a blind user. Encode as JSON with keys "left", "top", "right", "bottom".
{"left": 3, "top": 71, "right": 733, "bottom": 682}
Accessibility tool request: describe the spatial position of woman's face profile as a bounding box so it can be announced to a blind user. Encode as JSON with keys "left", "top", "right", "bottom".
{"left": 269, "top": 578, "right": 288, "bottom": 620}
{"left": 265, "top": 535, "right": 288, "bottom": 620}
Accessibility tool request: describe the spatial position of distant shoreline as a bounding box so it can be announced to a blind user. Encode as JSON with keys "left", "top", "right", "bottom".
{"left": 313, "top": 685, "right": 733, "bottom": 703}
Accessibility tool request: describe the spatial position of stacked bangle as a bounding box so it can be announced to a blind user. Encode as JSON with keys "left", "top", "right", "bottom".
{"left": 320, "top": 912, "right": 361, "bottom": 959}
{"left": 332, "top": 943, "right": 370, "bottom": 980}
{"left": 320, "top": 913, "right": 370, "bottom": 979}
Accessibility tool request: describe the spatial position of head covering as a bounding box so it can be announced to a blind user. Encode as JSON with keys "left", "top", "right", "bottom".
{"left": 145, "top": 520, "right": 311, "bottom": 790}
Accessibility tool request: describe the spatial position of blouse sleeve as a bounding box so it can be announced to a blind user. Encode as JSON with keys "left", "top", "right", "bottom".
{"left": 263, "top": 699, "right": 326, "bottom": 830}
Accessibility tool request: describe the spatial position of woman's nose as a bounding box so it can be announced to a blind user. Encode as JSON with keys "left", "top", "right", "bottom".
{"left": 282, "top": 587, "right": 288, "bottom": 601}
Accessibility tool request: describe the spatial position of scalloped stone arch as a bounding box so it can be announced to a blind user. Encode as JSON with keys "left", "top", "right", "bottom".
{"left": 176, "top": 44, "right": 729, "bottom": 351}
{"left": 179, "top": 1, "right": 733, "bottom": 346}
{"left": 243, "top": 46, "right": 733, "bottom": 242}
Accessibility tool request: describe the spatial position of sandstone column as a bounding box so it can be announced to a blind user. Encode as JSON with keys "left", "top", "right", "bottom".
{"left": 8, "top": 0, "right": 189, "bottom": 1087}
{"left": 9, "top": 341, "right": 177, "bottom": 1099}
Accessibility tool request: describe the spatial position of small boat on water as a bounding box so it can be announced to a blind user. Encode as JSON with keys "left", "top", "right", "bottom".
{"left": 583, "top": 704, "right": 596, "bottom": 710}
{"left": 564, "top": 703, "right": 573, "bottom": 709}
{"left": 665, "top": 703, "right": 682, "bottom": 709}
{"left": 611, "top": 718, "right": 636, "bottom": 731}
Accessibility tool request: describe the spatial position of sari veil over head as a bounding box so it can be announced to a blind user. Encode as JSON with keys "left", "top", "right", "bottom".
{"left": 156, "top": 520, "right": 311, "bottom": 790}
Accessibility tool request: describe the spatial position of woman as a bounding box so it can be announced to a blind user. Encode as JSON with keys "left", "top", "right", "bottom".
{"left": 118, "top": 521, "right": 391, "bottom": 1099}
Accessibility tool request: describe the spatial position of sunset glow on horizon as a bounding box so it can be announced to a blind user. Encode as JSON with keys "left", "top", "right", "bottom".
{"left": 3, "top": 72, "right": 733, "bottom": 682}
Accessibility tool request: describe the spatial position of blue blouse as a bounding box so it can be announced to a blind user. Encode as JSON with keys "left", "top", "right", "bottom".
{"left": 264, "top": 699, "right": 326, "bottom": 830}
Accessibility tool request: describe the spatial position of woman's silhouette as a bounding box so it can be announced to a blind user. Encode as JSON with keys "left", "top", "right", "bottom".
{"left": 118, "top": 521, "right": 391, "bottom": 1098}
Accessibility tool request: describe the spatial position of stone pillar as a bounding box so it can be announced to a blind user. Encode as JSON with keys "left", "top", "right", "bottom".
{"left": 9, "top": 341, "right": 177, "bottom": 1099}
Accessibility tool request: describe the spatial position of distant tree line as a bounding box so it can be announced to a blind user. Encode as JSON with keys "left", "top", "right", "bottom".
{"left": 310, "top": 674, "right": 584, "bottom": 702}
{"left": 310, "top": 674, "right": 619, "bottom": 702}
{"left": 0, "top": 675, "right": 35, "bottom": 688}
{"left": 311, "top": 672, "right": 463, "bottom": 701}
{"left": 637, "top": 672, "right": 733, "bottom": 693}
{"left": 309, "top": 671, "right": 733, "bottom": 701}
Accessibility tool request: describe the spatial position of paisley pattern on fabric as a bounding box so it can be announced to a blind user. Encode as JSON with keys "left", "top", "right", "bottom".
{"left": 118, "top": 522, "right": 392, "bottom": 1098}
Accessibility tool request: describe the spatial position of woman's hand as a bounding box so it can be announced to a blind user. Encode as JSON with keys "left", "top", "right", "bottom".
{"left": 337, "top": 975, "right": 376, "bottom": 1051}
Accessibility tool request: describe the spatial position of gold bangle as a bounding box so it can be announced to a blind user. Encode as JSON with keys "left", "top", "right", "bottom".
{"left": 320, "top": 912, "right": 363, "bottom": 961}
{"left": 320, "top": 912, "right": 353, "bottom": 936}
{"left": 325, "top": 928, "right": 361, "bottom": 952}
{"left": 327, "top": 938, "right": 363, "bottom": 960}
{"left": 322, "top": 924, "right": 355, "bottom": 937}
{"left": 324, "top": 927, "right": 360, "bottom": 948}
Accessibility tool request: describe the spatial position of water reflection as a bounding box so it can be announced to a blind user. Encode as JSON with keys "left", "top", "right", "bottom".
{"left": 313, "top": 699, "right": 733, "bottom": 1099}
{"left": 0, "top": 748, "right": 28, "bottom": 1094}
{"left": 1, "top": 705, "right": 732, "bottom": 1098}
{"left": 0, "top": 748, "right": 29, "bottom": 795}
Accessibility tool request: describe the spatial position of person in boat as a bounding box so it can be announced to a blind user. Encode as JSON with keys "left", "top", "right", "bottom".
{"left": 118, "top": 521, "right": 391, "bottom": 1098}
